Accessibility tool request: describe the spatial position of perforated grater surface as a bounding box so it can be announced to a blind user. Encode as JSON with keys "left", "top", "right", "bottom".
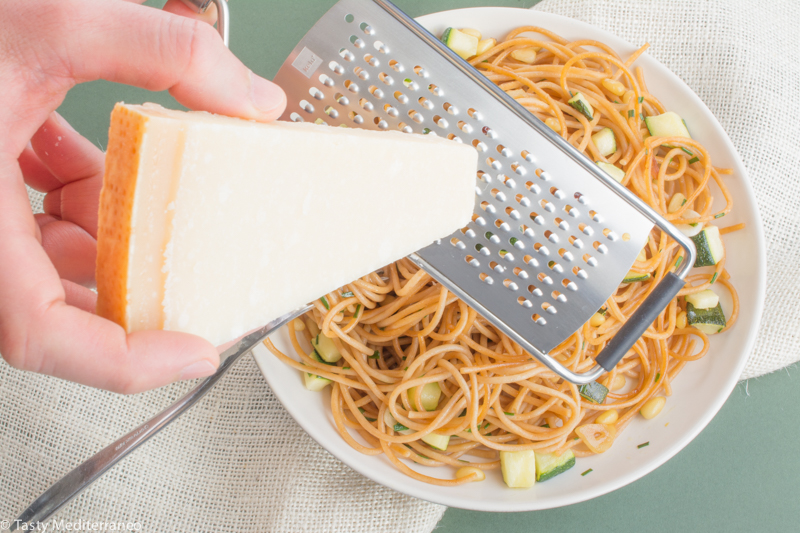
{"left": 275, "top": 0, "right": 695, "bottom": 384}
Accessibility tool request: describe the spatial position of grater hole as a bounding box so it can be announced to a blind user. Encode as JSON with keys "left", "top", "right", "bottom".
{"left": 554, "top": 217, "right": 569, "bottom": 230}
{"left": 575, "top": 191, "right": 589, "bottom": 205}
{"left": 496, "top": 144, "right": 512, "bottom": 157}
{"left": 583, "top": 253, "right": 598, "bottom": 266}
{"left": 505, "top": 206, "right": 520, "bottom": 219}
{"left": 475, "top": 243, "right": 488, "bottom": 255}
{"left": 319, "top": 74, "right": 335, "bottom": 87}
{"left": 402, "top": 78, "right": 419, "bottom": 90}
{"left": 428, "top": 83, "right": 443, "bottom": 96}
{"left": 534, "top": 242, "right": 549, "bottom": 256}
{"left": 289, "top": 112, "right": 303, "bottom": 122}
{"left": 373, "top": 40, "right": 388, "bottom": 53}
{"left": 414, "top": 65, "right": 428, "bottom": 78}
{"left": 479, "top": 272, "right": 493, "bottom": 284}
{"left": 444, "top": 102, "right": 458, "bottom": 115}
{"left": 569, "top": 235, "right": 583, "bottom": 248}
{"left": 485, "top": 231, "right": 499, "bottom": 243}
{"left": 433, "top": 115, "right": 448, "bottom": 129}
{"left": 379, "top": 72, "right": 394, "bottom": 85}
{"left": 472, "top": 139, "right": 488, "bottom": 152}
{"left": 523, "top": 255, "right": 537, "bottom": 267}
{"left": 334, "top": 93, "right": 349, "bottom": 105}
{"left": 363, "top": 54, "right": 379, "bottom": 67}
{"left": 299, "top": 100, "right": 314, "bottom": 113}
{"left": 450, "top": 237, "right": 465, "bottom": 249}
{"left": 532, "top": 313, "right": 546, "bottom": 325}
{"left": 397, "top": 122, "right": 412, "bottom": 133}
{"left": 511, "top": 162, "right": 526, "bottom": 176}
{"left": 544, "top": 230, "right": 558, "bottom": 243}
{"left": 345, "top": 13, "right": 355, "bottom": 23}
{"left": 539, "top": 199, "right": 555, "bottom": 212}
{"left": 573, "top": 266, "right": 588, "bottom": 279}
{"left": 495, "top": 220, "right": 511, "bottom": 232}
{"left": 579, "top": 223, "right": 593, "bottom": 235}
{"left": 593, "top": 241, "right": 609, "bottom": 254}
{"left": 476, "top": 170, "right": 489, "bottom": 183}
{"left": 465, "top": 255, "right": 479, "bottom": 267}
{"left": 339, "top": 48, "right": 355, "bottom": 62}
{"left": 603, "top": 228, "right": 618, "bottom": 241}
{"left": 457, "top": 120, "right": 472, "bottom": 133}
{"left": 551, "top": 290, "right": 567, "bottom": 302}
{"left": 418, "top": 97, "right": 433, "bottom": 110}
{"left": 407, "top": 109, "right": 423, "bottom": 123}
{"left": 389, "top": 59, "right": 403, "bottom": 72}
{"left": 547, "top": 260, "right": 563, "bottom": 273}
{"left": 344, "top": 79, "right": 359, "bottom": 93}
{"left": 528, "top": 284, "right": 543, "bottom": 296}
{"left": 480, "top": 201, "right": 495, "bottom": 214}
{"left": 529, "top": 211, "right": 544, "bottom": 225}
{"left": 393, "top": 91, "right": 408, "bottom": 104}
{"left": 368, "top": 85, "right": 383, "bottom": 98}
{"left": 482, "top": 126, "right": 497, "bottom": 138}
{"left": 329, "top": 61, "right": 344, "bottom": 75}
{"left": 519, "top": 224, "right": 534, "bottom": 238}
{"left": 589, "top": 210, "right": 602, "bottom": 222}
{"left": 358, "top": 98, "right": 374, "bottom": 112}
{"left": 349, "top": 35, "right": 366, "bottom": 48}
{"left": 521, "top": 150, "right": 534, "bottom": 162}
{"left": 564, "top": 204, "right": 579, "bottom": 218}
{"left": 513, "top": 266, "right": 526, "bottom": 277}
{"left": 373, "top": 117, "right": 388, "bottom": 129}
{"left": 468, "top": 108, "right": 481, "bottom": 120}
{"left": 515, "top": 194, "right": 530, "bottom": 207}
{"left": 517, "top": 296, "right": 532, "bottom": 308}
{"left": 503, "top": 279, "right": 519, "bottom": 291}
{"left": 542, "top": 302, "right": 557, "bottom": 314}
{"left": 348, "top": 111, "right": 363, "bottom": 124}
{"left": 359, "top": 22, "right": 374, "bottom": 35}
{"left": 447, "top": 133, "right": 462, "bottom": 143}
{"left": 490, "top": 188, "right": 503, "bottom": 200}
{"left": 550, "top": 186, "right": 565, "bottom": 199}
{"left": 489, "top": 261, "right": 503, "bottom": 272}
{"left": 472, "top": 214, "right": 486, "bottom": 226}
{"left": 383, "top": 104, "right": 399, "bottom": 117}
{"left": 324, "top": 106, "right": 338, "bottom": 118}
{"left": 486, "top": 157, "right": 501, "bottom": 170}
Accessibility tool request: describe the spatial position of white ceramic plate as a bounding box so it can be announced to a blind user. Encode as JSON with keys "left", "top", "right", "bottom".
{"left": 253, "top": 7, "right": 766, "bottom": 512}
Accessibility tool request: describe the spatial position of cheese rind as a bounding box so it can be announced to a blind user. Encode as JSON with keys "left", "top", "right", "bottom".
{"left": 97, "top": 103, "right": 476, "bottom": 346}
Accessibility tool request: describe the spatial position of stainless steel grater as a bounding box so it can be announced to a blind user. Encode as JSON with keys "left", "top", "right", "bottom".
{"left": 274, "top": 0, "right": 696, "bottom": 384}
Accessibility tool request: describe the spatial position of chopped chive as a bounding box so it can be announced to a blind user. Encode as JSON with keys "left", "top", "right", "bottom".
{"left": 614, "top": 100, "right": 620, "bottom": 104}
{"left": 574, "top": 437, "right": 580, "bottom": 441}
{"left": 459, "top": 409, "right": 467, "bottom": 417}
{"left": 483, "top": 422, "right": 491, "bottom": 429}
{"left": 674, "top": 256, "right": 683, "bottom": 269}
{"left": 598, "top": 307, "right": 608, "bottom": 316}
{"left": 369, "top": 350, "right": 380, "bottom": 359}
{"left": 422, "top": 127, "right": 431, "bottom": 134}
{"left": 354, "top": 304, "right": 362, "bottom": 317}
{"left": 459, "top": 459, "right": 469, "bottom": 463}
{"left": 538, "top": 79, "right": 547, "bottom": 82}
{"left": 715, "top": 212, "right": 725, "bottom": 219}
{"left": 581, "top": 468, "right": 593, "bottom": 476}
{"left": 404, "top": 367, "right": 408, "bottom": 370}
{"left": 638, "top": 96, "right": 644, "bottom": 103}
{"left": 638, "top": 441, "right": 650, "bottom": 449}
{"left": 640, "top": 113, "right": 645, "bottom": 121}
{"left": 681, "top": 198, "right": 687, "bottom": 206}
{"left": 688, "top": 157, "right": 700, "bottom": 164}
{"left": 541, "top": 423, "right": 550, "bottom": 428}
{"left": 320, "top": 296, "right": 330, "bottom": 310}
{"left": 582, "top": 341, "right": 586, "bottom": 350}
{"left": 628, "top": 110, "right": 634, "bottom": 118}
{"left": 341, "top": 291, "right": 354, "bottom": 297}
{"left": 681, "top": 147, "right": 693, "bottom": 156}
{"left": 504, "top": 411, "right": 514, "bottom": 416}
{"left": 655, "top": 372, "right": 661, "bottom": 382}
{"left": 710, "top": 272, "right": 719, "bottom": 284}
{"left": 569, "top": 90, "right": 574, "bottom": 97}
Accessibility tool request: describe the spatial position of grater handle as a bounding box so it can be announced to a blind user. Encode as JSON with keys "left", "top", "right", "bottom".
{"left": 595, "top": 272, "right": 686, "bottom": 371}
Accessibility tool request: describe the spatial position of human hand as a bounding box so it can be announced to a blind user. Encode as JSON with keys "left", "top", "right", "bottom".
{"left": 0, "top": 0, "right": 286, "bottom": 393}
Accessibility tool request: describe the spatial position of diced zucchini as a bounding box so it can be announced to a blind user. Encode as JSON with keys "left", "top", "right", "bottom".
{"left": 441, "top": 27, "right": 479, "bottom": 59}
{"left": 690, "top": 225, "right": 724, "bottom": 267}
{"left": 686, "top": 302, "right": 726, "bottom": 334}
{"left": 303, "top": 371, "right": 332, "bottom": 391}
{"left": 312, "top": 333, "right": 341, "bottom": 363}
{"left": 668, "top": 193, "right": 687, "bottom": 214}
{"left": 408, "top": 382, "right": 442, "bottom": 411}
{"left": 568, "top": 92, "right": 594, "bottom": 120}
{"left": 685, "top": 289, "right": 719, "bottom": 310}
{"left": 579, "top": 381, "right": 609, "bottom": 404}
{"left": 591, "top": 127, "right": 617, "bottom": 156}
{"left": 535, "top": 450, "right": 576, "bottom": 482}
{"left": 421, "top": 432, "right": 450, "bottom": 451}
{"left": 675, "top": 209, "right": 704, "bottom": 237}
{"left": 644, "top": 111, "right": 691, "bottom": 139}
{"left": 623, "top": 270, "right": 651, "bottom": 283}
{"left": 500, "top": 450, "right": 537, "bottom": 488}
{"left": 596, "top": 161, "right": 625, "bottom": 183}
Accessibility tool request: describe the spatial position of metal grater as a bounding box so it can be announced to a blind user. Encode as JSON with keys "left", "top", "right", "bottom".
{"left": 274, "top": 0, "right": 695, "bottom": 384}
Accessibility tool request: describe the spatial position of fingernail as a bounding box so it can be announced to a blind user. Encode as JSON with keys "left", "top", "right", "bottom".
{"left": 251, "top": 72, "right": 286, "bottom": 116}
{"left": 52, "top": 111, "right": 77, "bottom": 133}
{"left": 179, "top": 360, "right": 217, "bottom": 381}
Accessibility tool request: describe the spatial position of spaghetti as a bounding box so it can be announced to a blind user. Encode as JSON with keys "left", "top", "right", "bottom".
{"left": 266, "top": 26, "right": 741, "bottom": 486}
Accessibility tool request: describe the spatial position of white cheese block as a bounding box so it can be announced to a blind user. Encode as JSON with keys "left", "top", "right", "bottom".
{"left": 96, "top": 103, "right": 476, "bottom": 346}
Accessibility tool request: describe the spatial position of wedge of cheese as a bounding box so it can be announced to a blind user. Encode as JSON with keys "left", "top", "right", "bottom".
{"left": 96, "top": 103, "right": 476, "bottom": 346}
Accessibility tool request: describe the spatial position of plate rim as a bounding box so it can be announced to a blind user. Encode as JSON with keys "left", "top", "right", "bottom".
{"left": 255, "top": 6, "right": 767, "bottom": 512}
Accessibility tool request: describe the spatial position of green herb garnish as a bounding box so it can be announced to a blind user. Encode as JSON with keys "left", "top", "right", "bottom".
{"left": 320, "top": 296, "right": 330, "bottom": 310}
{"left": 394, "top": 423, "right": 409, "bottom": 432}
{"left": 674, "top": 256, "right": 683, "bottom": 269}
{"left": 715, "top": 213, "right": 725, "bottom": 219}
{"left": 341, "top": 291, "right": 354, "bottom": 297}
{"left": 638, "top": 96, "right": 644, "bottom": 103}
{"left": 354, "top": 304, "right": 362, "bottom": 318}
{"left": 655, "top": 372, "right": 661, "bottom": 382}
{"left": 541, "top": 423, "right": 550, "bottom": 428}
{"left": 681, "top": 147, "right": 693, "bottom": 156}
{"left": 710, "top": 272, "right": 718, "bottom": 284}
{"left": 504, "top": 411, "right": 514, "bottom": 416}
{"left": 638, "top": 441, "right": 650, "bottom": 449}
{"left": 688, "top": 157, "right": 699, "bottom": 164}
{"left": 369, "top": 350, "right": 380, "bottom": 359}
{"left": 681, "top": 198, "right": 687, "bottom": 206}
{"left": 628, "top": 110, "right": 634, "bottom": 118}
{"left": 581, "top": 468, "right": 593, "bottom": 476}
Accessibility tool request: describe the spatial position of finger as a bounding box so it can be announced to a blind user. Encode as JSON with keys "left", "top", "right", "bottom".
{"left": 19, "top": 145, "right": 61, "bottom": 193}
{"left": 62, "top": 279, "right": 97, "bottom": 313}
{"left": 31, "top": 113, "right": 104, "bottom": 236}
{"left": 39, "top": 219, "right": 97, "bottom": 286}
{"left": 53, "top": 0, "right": 285, "bottom": 122}
{"left": 162, "top": 0, "right": 219, "bottom": 26}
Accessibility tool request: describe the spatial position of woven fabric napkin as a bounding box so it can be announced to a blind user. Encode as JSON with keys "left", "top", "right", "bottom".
{"left": 3, "top": 0, "right": 798, "bottom": 531}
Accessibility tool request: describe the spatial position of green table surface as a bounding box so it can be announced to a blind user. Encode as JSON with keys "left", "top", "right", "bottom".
{"left": 57, "top": 1, "right": 798, "bottom": 531}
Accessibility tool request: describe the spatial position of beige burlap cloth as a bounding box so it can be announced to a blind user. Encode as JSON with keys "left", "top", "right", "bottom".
{"left": 3, "top": 0, "right": 797, "bottom": 530}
